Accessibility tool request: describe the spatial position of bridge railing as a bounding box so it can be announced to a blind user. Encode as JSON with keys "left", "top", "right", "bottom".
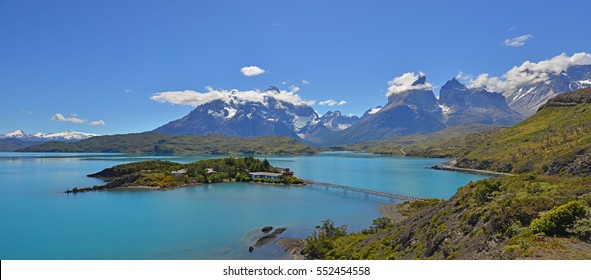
{"left": 302, "top": 180, "right": 425, "bottom": 202}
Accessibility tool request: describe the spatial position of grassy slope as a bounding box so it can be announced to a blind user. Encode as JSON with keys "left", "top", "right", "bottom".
{"left": 17, "top": 133, "right": 320, "bottom": 155}
{"left": 457, "top": 88, "right": 591, "bottom": 175}
{"left": 321, "top": 175, "right": 591, "bottom": 260}
{"left": 341, "top": 123, "right": 503, "bottom": 158}
{"left": 313, "top": 88, "right": 591, "bottom": 259}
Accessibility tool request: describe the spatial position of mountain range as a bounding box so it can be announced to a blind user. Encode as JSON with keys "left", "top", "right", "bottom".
{"left": 0, "top": 130, "right": 99, "bottom": 152}
{"left": 502, "top": 64, "right": 591, "bottom": 116}
{"left": 8, "top": 57, "right": 591, "bottom": 151}
{"left": 151, "top": 60, "right": 591, "bottom": 145}
{"left": 152, "top": 75, "right": 530, "bottom": 145}
{"left": 154, "top": 87, "right": 329, "bottom": 140}
{"left": 440, "top": 78, "right": 523, "bottom": 126}
{"left": 0, "top": 130, "right": 98, "bottom": 141}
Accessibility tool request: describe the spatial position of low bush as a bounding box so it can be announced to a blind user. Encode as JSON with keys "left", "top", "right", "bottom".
{"left": 530, "top": 200, "right": 588, "bottom": 236}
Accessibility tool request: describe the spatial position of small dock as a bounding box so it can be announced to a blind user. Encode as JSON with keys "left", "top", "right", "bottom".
{"left": 303, "top": 180, "right": 425, "bottom": 201}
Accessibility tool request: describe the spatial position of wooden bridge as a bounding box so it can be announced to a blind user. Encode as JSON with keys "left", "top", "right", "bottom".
{"left": 302, "top": 180, "right": 425, "bottom": 202}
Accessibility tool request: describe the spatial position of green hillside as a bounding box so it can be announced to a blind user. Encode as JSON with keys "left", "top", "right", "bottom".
{"left": 0, "top": 139, "right": 45, "bottom": 152}
{"left": 456, "top": 88, "right": 591, "bottom": 175}
{"left": 305, "top": 175, "right": 591, "bottom": 259}
{"left": 17, "top": 133, "right": 319, "bottom": 155}
{"left": 304, "top": 88, "right": 591, "bottom": 260}
{"left": 341, "top": 123, "right": 503, "bottom": 158}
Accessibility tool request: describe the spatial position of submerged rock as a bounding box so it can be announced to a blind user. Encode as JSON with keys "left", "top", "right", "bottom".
{"left": 253, "top": 227, "right": 288, "bottom": 248}
{"left": 254, "top": 234, "right": 277, "bottom": 247}
{"left": 272, "top": 228, "right": 287, "bottom": 235}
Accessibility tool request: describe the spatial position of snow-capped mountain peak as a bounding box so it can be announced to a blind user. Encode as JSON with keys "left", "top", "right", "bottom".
{"left": 5, "top": 130, "right": 28, "bottom": 138}
{"left": 361, "top": 106, "right": 383, "bottom": 119}
{"left": 320, "top": 111, "right": 360, "bottom": 131}
{"left": 503, "top": 65, "right": 590, "bottom": 116}
{"left": 153, "top": 88, "right": 324, "bottom": 138}
{"left": 42, "top": 130, "right": 99, "bottom": 141}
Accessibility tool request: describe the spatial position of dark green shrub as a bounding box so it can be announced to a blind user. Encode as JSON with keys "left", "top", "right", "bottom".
{"left": 367, "top": 217, "right": 393, "bottom": 233}
{"left": 530, "top": 200, "right": 588, "bottom": 236}
{"left": 505, "top": 220, "right": 524, "bottom": 237}
{"left": 474, "top": 180, "right": 501, "bottom": 204}
{"left": 581, "top": 193, "right": 591, "bottom": 207}
{"left": 303, "top": 219, "right": 348, "bottom": 259}
{"left": 525, "top": 173, "right": 537, "bottom": 181}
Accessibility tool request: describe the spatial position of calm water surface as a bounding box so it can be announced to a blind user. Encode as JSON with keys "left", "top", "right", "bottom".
{"left": 0, "top": 152, "right": 487, "bottom": 259}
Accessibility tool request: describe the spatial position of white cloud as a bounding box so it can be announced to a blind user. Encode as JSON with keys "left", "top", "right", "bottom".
{"left": 319, "top": 99, "right": 347, "bottom": 106}
{"left": 151, "top": 87, "right": 315, "bottom": 107}
{"left": 89, "top": 120, "right": 106, "bottom": 126}
{"left": 289, "top": 85, "right": 300, "bottom": 93}
{"left": 50, "top": 113, "right": 85, "bottom": 124}
{"left": 123, "top": 89, "right": 133, "bottom": 93}
{"left": 302, "top": 80, "right": 310, "bottom": 85}
{"left": 240, "top": 66, "right": 266, "bottom": 77}
{"left": 457, "top": 72, "right": 505, "bottom": 92}
{"left": 503, "top": 34, "right": 533, "bottom": 47}
{"left": 459, "top": 52, "right": 591, "bottom": 92}
{"left": 386, "top": 72, "right": 433, "bottom": 96}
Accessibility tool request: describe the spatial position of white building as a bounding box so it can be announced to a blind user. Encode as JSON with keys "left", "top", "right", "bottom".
{"left": 171, "top": 169, "right": 187, "bottom": 177}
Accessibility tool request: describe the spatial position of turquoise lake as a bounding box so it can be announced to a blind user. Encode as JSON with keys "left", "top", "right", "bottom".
{"left": 0, "top": 152, "right": 487, "bottom": 259}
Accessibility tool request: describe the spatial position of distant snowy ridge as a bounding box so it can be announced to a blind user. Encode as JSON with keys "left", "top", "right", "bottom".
{"left": 0, "top": 130, "right": 99, "bottom": 141}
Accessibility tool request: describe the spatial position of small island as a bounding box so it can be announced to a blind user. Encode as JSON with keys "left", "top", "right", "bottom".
{"left": 66, "top": 156, "right": 303, "bottom": 193}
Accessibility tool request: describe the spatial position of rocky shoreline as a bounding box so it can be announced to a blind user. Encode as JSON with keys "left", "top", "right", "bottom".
{"left": 249, "top": 227, "right": 287, "bottom": 252}
{"left": 65, "top": 180, "right": 304, "bottom": 194}
{"left": 259, "top": 203, "right": 406, "bottom": 260}
{"left": 431, "top": 160, "right": 511, "bottom": 177}
{"left": 64, "top": 183, "right": 196, "bottom": 193}
{"left": 276, "top": 238, "right": 306, "bottom": 260}
{"left": 246, "top": 226, "right": 307, "bottom": 260}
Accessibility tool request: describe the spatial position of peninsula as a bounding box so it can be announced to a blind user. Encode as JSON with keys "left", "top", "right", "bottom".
{"left": 66, "top": 156, "right": 303, "bottom": 193}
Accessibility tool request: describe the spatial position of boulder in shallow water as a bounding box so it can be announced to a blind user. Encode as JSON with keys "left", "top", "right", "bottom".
{"left": 261, "top": 226, "right": 273, "bottom": 233}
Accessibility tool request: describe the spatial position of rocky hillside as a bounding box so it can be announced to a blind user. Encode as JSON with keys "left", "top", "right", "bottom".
{"left": 319, "top": 111, "right": 360, "bottom": 131}
{"left": 439, "top": 78, "right": 523, "bottom": 126}
{"left": 336, "top": 75, "right": 447, "bottom": 143}
{"left": 456, "top": 87, "right": 591, "bottom": 175}
{"left": 304, "top": 88, "right": 591, "bottom": 260}
{"left": 314, "top": 175, "right": 591, "bottom": 259}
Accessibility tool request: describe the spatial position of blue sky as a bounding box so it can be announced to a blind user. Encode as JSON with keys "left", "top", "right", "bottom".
{"left": 1, "top": 0, "right": 590, "bottom": 135}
